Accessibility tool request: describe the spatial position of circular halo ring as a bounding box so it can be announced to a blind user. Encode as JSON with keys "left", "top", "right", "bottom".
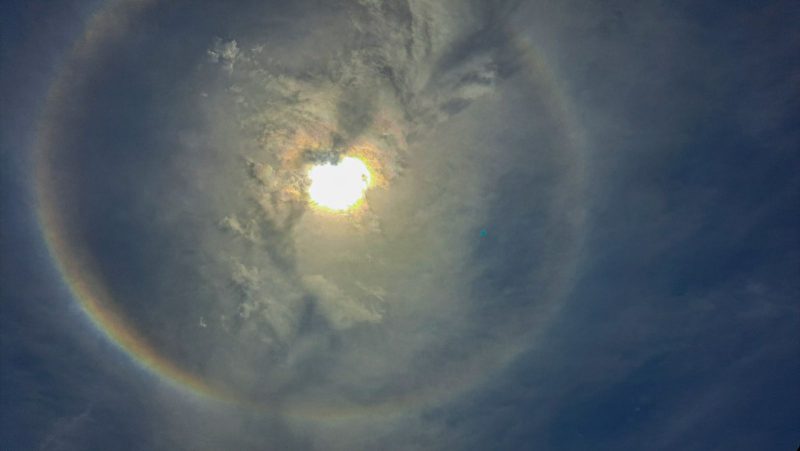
{"left": 33, "top": 0, "right": 589, "bottom": 420}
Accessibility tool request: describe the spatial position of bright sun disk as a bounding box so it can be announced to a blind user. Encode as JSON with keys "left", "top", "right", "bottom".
{"left": 308, "top": 156, "right": 371, "bottom": 211}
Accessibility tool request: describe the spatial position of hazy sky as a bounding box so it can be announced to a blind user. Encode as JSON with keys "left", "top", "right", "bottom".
{"left": 2, "top": 1, "right": 798, "bottom": 450}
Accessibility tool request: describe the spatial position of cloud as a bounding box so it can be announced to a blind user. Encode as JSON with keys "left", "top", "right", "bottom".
{"left": 177, "top": 0, "right": 539, "bottom": 387}
{"left": 37, "top": 406, "right": 93, "bottom": 451}
{"left": 303, "top": 274, "right": 383, "bottom": 330}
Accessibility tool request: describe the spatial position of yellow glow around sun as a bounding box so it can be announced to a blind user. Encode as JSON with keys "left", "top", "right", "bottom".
{"left": 308, "top": 157, "right": 371, "bottom": 211}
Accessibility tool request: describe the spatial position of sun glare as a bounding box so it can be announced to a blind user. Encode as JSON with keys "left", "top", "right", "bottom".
{"left": 307, "top": 156, "right": 371, "bottom": 211}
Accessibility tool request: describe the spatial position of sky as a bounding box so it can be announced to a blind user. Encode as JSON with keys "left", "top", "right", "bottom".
{"left": 1, "top": 0, "right": 798, "bottom": 450}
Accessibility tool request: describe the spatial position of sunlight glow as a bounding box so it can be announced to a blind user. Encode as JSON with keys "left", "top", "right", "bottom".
{"left": 307, "top": 157, "right": 371, "bottom": 211}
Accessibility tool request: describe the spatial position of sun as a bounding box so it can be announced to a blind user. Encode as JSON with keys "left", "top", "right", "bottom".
{"left": 307, "top": 156, "right": 371, "bottom": 211}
